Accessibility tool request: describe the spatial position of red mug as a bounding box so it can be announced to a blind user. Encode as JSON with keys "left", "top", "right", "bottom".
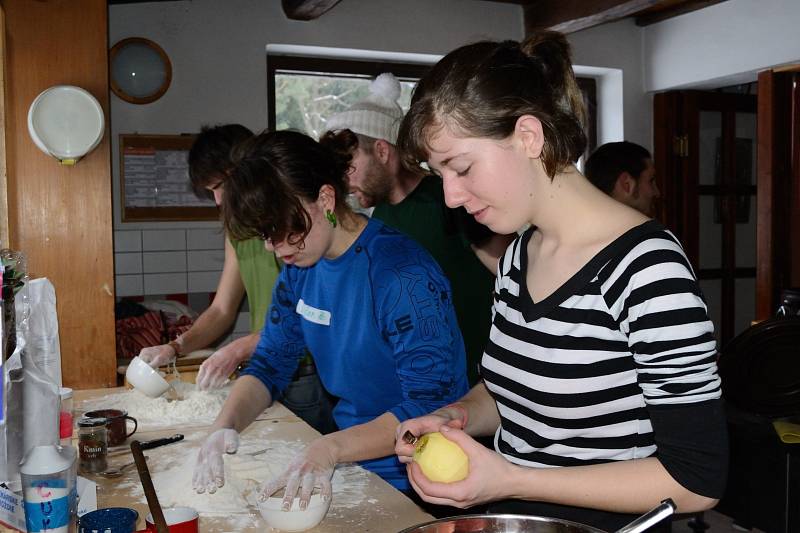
{"left": 84, "top": 408, "right": 138, "bottom": 447}
{"left": 137, "top": 507, "right": 198, "bottom": 533}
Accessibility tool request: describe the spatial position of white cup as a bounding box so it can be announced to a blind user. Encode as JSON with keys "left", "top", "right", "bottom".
{"left": 125, "top": 356, "right": 170, "bottom": 398}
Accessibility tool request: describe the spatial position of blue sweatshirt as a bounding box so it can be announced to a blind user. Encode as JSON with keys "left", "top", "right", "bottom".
{"left": 243, "top": 218, "right": 469, "bottom": 490}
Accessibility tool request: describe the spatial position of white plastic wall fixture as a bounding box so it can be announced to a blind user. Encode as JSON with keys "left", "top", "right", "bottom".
{"left": 27, "top": 85, "right": 105, "bottom": 165}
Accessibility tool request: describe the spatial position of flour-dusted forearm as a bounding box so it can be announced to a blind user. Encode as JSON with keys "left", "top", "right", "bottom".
{"left": 210, "top": 375, "right": 273, "bottom": 434}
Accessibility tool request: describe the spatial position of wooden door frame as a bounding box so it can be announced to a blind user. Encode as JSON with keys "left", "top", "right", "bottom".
{"left": 655, "top": 90, "right": 758, "bottom": 346}
{"left": 654, "top": 91, "right": 756, "bottom": 265}
{"left": 756, "top": 68, "right": 800, "bottom": 320}
{"left": 0, "top": 5, "right": 8, "bottom": 248}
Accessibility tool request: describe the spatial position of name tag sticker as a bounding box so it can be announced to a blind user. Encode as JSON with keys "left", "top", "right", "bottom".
{"left": 296, "top": 299, "right": 331, "bottom": 326}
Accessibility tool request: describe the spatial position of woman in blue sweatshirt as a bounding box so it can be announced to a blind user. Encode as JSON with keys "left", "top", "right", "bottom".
{"left": 191, "top": 130, "right": 469, "bottom": 511}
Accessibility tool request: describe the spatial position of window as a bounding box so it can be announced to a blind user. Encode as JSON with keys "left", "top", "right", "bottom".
{"left": 267, "top": 55, "right": 430, "bottom": 139}
{"left": 267, "top": 54, "right": 597, "bottom": 157}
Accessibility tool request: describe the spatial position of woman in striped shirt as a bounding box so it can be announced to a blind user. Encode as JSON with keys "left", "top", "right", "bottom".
{"left": 394, "top": 31, "right": 727, "bottom": 531}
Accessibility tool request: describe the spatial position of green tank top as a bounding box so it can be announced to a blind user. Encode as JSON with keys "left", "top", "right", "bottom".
{"left": 231, "top": 238, "right": 280, "bottom": 333}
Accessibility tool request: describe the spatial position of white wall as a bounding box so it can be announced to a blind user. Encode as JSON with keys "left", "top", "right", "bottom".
{"left": 568, "top": 0, "right": 800, "bottom": 149}
{"left": 110, "top": 0, "right": 523, "bottom": 230}
{"left": 109, "top": 0, "right": 523, "bottom": 315}
{"left": 644, "top": 0, "right": 800, "bottom": 91}
{"left": 568, "top": 19, "right": 651, "bottom": 151}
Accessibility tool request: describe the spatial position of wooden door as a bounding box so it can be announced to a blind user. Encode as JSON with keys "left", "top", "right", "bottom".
{"left": 755, "top": 68, "right": 800, "bottom": 320}
{"left": 654, "top": 91, "right": 757, "bottom": 348}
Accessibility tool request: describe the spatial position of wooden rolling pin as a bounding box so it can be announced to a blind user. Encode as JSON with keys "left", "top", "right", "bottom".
{"left": 131, "top": 440, "right": 169, "bottom": 533}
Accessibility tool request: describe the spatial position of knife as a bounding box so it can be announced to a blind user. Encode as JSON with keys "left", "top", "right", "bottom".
{"left": 140, "top": 434, "right": 184, "bottom": 450}
{"left": 108, "top": 434, "right": 184, "bottom": 456}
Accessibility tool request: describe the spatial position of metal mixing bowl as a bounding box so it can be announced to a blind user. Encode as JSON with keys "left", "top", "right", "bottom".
{"left": 397, "top": 514, "right": 606, "bottom": 533}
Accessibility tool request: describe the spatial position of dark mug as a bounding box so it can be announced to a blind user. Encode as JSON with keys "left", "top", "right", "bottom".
{"left": 84, "top": 409, "right": 137, "bottom": 447}
{"left": 79, "top": 507, "right": 139, "bottom": 533}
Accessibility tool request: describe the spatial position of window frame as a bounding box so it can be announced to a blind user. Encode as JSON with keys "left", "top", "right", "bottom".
{"left": 267, "top": 55, "right": 431, "bottom": 133}
{"left": 267, "top": 54, "right": 596, "bottom": 156}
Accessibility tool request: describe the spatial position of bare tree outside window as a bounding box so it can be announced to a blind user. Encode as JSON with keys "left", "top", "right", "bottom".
{"left": 267, "top": 56, "right": 596, "bottom": 157}
{"left": 267, "top": 56, "right": 429, "bottom": 137}
{"left": 274, "top": 73, "right": 415, "bottom": 139}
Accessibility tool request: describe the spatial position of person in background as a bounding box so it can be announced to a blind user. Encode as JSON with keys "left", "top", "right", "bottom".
{"left": 192, "top": 130, "right": 469, "bottom": 509}
{"left": 320, "top": 73, "right": 514, "bottom": 386}
{"left": 136, "top": 124, "right": 335, "bottom": 434}
{"left": 393, "top": 32, "right": 727, "bottom": 532}
{"left": 584, "top": 141, "right": 660, "bottom": 217}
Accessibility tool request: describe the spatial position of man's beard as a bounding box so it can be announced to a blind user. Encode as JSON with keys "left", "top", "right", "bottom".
{"left": 356, "top": 158, "right": 393, "bottom": 207}
{"left": 629, "top": 184, "right": 654, "bottom": 217}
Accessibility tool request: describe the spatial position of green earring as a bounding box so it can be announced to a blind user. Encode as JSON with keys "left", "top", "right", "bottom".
{"left": 325, "top": 209, "right": 337, "bottom": 228}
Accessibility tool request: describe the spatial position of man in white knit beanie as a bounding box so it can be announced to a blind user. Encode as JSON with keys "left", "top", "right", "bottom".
{"left": 321, "top": 73, "right": 514, "bottom": 387}
{"left": 324, "top": 73, "right": 413, "bottom": 208}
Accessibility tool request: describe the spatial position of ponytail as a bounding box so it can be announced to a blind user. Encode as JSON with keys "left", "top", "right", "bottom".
{"left": 520, "top": 31, "right": 586, "bottom": 132}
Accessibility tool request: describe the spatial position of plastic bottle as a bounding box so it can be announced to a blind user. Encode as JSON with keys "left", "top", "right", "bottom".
{"left": 20, "top": 444, "right": 77, "bottom": 533}
{"left": 59, "top": 387, "right": 73, "bottom": 447}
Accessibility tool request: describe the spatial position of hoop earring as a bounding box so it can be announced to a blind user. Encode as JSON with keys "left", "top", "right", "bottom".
{"left": 325, "top": 209, "right": 337, "bottom": 228}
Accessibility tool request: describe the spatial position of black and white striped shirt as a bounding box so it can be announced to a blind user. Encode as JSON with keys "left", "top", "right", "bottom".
{"left": 483, "top": 220, "right": 722, "bottom": 469}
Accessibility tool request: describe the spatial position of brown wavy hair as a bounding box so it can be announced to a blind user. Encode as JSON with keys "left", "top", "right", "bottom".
{"left": 399, "top": 31, "right": 586, "bottom": 179}
{"left": 221, "top": 130, "right": 352, "bottom": 246}
{"left": 188, "top": 123, "right": 253, "bottom": 198}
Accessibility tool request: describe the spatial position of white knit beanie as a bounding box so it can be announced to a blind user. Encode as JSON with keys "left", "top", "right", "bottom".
{"left": 325, "top": 73, "right": 403, "bottom": 144}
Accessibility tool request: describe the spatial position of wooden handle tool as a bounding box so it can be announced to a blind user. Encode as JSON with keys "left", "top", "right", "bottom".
{"left": 130, "top": 440, "right": 169, "bottom": 533}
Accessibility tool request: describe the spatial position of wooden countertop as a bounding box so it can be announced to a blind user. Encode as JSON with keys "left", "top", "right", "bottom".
{"left": 72, "top": 387, "right": 433, "bottom": 532}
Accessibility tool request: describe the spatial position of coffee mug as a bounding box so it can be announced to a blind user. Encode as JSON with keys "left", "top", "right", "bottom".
{"left": 84, "top": 409, "right": 138, "bottom": 447}
{"left": 79, "top": 507, "right": 138, "bottom": 533}
{"left": 136, "top": 507, "right": 199, "bottom": 533}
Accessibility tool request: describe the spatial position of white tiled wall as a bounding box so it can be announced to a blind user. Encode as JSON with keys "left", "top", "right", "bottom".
{"left": 188, "top": 271, "right": 222, "bottom": 293}
{"left": 115, "top": 229, "right": 199, "bottom": 296}
{"left": 187, "top": 250, "right": 225, "bottom": 271}
{"left": 114, "top": 227, "right": 252, "bottom": 342}
{"left": 141, "top": 229, "right": 186, "bottom": 251}
{"left": 143, "top": 252, "right": 187, "bottom": 273}
{"left": 187, "top": 228, "right": 225, "bottom": 250}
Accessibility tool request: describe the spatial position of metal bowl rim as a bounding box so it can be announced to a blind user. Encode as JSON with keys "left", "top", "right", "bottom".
{"left": 397, "top": 513, "right": 607, "bottom": 533}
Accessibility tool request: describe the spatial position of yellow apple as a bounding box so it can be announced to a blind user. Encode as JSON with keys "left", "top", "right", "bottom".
{"left": 412, "top": 431, "right": 469, "bottom": 483}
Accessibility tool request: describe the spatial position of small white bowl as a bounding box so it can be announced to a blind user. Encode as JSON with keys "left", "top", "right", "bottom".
{"left": 145, "top": 506, "right": 199, "bottom": 529}
{"left": 257, "top": 494, "right": 331, "bottom": 532}
{"left": 125, "top": 356, "right": 170, "bottom": 398}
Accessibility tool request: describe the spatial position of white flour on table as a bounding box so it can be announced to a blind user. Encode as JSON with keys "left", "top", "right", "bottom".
{"left": 79, "top": 381, "right": 228, "bottom": 430}
{"left": 111, "top": 423, "right": 372, "bottom": 529}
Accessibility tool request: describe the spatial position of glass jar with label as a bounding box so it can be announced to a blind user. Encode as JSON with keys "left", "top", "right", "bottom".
{"left": 77, "top": 417, "right": 108, "bottom": 473}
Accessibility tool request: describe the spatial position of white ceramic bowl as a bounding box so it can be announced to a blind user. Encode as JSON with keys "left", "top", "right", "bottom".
{"left": 257, "top": 494, "right": 331, "bottom": 532}
{"left": 125, "top": 356, "right": 170, "bottom": 398}
{"left": 145, "top": 506, "right": 199, "bottom": 529}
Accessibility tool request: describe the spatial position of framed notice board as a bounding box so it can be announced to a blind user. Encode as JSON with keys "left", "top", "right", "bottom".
{"left": 120, "top": 134, "right": 219, "bottom": 222}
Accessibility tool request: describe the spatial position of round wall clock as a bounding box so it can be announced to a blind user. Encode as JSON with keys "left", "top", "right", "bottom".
{"left": 110, "top": 37, "right": 172, "bottom": 104}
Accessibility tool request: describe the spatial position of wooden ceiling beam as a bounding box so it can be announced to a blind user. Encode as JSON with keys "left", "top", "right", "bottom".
{"left": 523, "top": 0, "right": 662, "bottom": 33}
{"left": 281, "top": 0, "right": 342, "bottom": 21}
{"left": 520, "top": 0, "right": 729, "bottom": 34}
{"left": 634, "top": 0, "right": 727, "bottom": 26}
